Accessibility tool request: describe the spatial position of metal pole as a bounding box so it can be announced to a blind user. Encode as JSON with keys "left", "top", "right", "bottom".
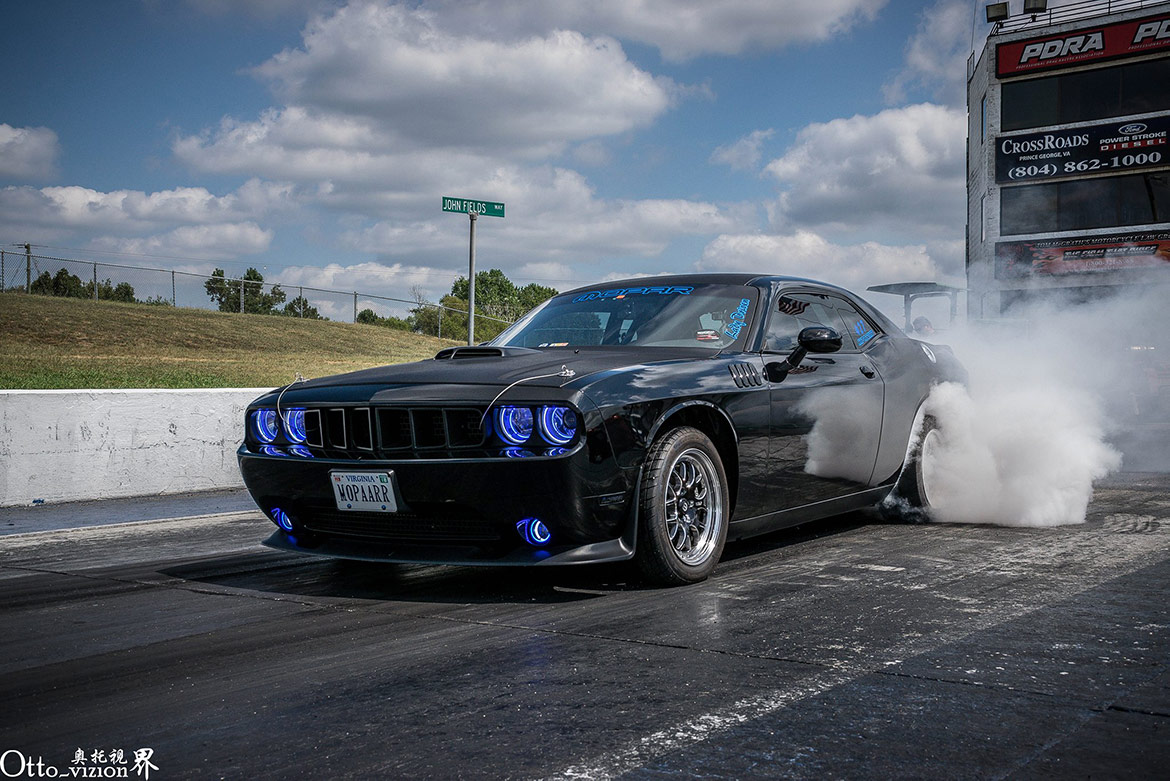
{"left": 438, "top": 306, "right": 442, "bottom": 339}
{"left": 353, "top": 291, "right": 358, "bottom": 323}
{"left": 1, "top": 250, "right": 5, "bottom": 290}
{"left": 299, "top": 286, "right": 304, "bottom": 318}
{"left": 240, "top": 275, "right": 245, "bottom": 313}
{"left": 93, "top": 263, "right": 98, "bottom": 300}
{"left": 171, "top": 270, "right": 176, "bottom": 306}
{"left": 468, "top": 212, "right": 476, "bottom": 345}
{"left": 25, "top": 243, "right": 32, "bottom": 292}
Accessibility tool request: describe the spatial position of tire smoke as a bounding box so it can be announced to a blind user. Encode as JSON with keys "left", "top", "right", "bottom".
{"left": 910, "top": 284, "right": 1169, "bottom": 526}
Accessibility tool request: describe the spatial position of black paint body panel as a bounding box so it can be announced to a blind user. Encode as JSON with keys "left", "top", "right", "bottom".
{"left": 237, "top": 274, "right": 965, "bottom": 566}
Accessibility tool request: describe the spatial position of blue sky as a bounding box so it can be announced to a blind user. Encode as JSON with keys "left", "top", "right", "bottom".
{"left": 0, "top": 0, "right": 1008, "bottom": 320}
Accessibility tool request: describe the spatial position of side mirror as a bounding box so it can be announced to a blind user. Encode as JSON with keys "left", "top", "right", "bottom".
{"left": 765, "top": 326, "right": 842, "bottom": 382}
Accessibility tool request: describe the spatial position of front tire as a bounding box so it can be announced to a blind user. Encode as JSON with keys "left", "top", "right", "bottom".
{"left": 636, "top": 427, "right": 729, "bottom": 585}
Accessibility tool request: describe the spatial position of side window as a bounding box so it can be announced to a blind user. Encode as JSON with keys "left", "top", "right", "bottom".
{"left": 764, "top": 293, "right": 853, "bottom": 352}
{"left": 832, "top": 298, "right": 882, "bottom": 351}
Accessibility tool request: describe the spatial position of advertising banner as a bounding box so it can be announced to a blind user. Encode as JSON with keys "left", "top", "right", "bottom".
{"left": 995, "top": 232, "right": 1170, "bottom": 278}
{"left": 997, "top": 13, "right": 1170, "bottom": 77}
{"left": 996, "top": 115, "right": 1170, "bottom": 183}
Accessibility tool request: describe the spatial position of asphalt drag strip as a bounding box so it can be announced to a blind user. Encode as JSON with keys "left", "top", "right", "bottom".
{"left": 0, "top": 474, "right": 1167, "bottom": 778}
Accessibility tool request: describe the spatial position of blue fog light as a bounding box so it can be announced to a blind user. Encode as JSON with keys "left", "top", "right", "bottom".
{"left": 250, "top": 408, "right": 278, "bottom": 443}
{"left": 495, "top": 405, "right": 534, "bottom": 445}
{"left": 281, "top": 408, "right": 307, "bottom": 444}
{"left": 516, "top": 517, "right": 551, "bottom": 546}
{"left": 260, "top": 445, "right": 288, "bottom": 457}
{"left": 503, "top": 447, "right": 535, "bottom": 459}
{"left": 271, "top": 507, "right": 294, "bottom": 531}
{"left": 538, "top": 406, "right": 577, "bottom": 445}
{"left": 543, "top": 447, "right": 570, "bottom": 457}
{"left": 287, "top": 444, "right": 314, "bottom": 458}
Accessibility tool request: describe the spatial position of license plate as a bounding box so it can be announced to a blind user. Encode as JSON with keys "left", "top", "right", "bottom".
{"left": 330, "top": 471, "right": 398, "bottom": 513}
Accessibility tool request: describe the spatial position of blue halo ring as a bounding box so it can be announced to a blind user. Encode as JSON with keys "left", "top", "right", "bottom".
{"left": 250, "top": 408, "right": 278, "bottom": 444}
{"left": 538, "top": 405, "right": 577, "bottom": 445}
{"left": 281, "top": 408, "right": 307, "bottom": 444}
{"left": 495, "top": 405, "right": 534, "bottom": 445}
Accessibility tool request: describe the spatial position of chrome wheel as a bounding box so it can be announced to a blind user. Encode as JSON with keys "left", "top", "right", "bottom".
{"left": 918, "top": 426, "right": 942, "bottom": 509}
{"left": 637, "top": 426, "right": 730, "bottom": 585}
{"left": 663, "top": 448, "right": 724, "bottom": 566}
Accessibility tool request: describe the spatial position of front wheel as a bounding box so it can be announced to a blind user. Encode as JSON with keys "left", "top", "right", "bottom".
{"left": 636, "top": 427, "right": 729, "bottom": 586}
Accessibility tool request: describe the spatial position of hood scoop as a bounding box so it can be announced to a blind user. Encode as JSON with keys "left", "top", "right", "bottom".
{"left": 433, "top": 346, "right": 540, "bottom": 360}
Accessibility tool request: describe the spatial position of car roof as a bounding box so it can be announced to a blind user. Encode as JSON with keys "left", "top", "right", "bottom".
{"left": 561, "top": 272, "right": 848, "bottom": 296}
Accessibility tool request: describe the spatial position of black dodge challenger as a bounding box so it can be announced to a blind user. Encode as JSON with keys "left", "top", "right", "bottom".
{"left": 239, "top": 274, "right": 964, "bottom": 585}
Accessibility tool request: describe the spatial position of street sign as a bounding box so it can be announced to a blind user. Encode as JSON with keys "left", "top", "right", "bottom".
{"left": 442, "top": 197, "right": 505, "bottom": 218}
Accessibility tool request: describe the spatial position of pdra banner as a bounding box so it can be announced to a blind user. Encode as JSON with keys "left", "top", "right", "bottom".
{"left": 997, "top": 13, "right": 1170, "bottom": 77}
{"left": 996, "top": 115, "right": 1170, "bottom": 183}
{"left": 995, "top": 231, "right": 1170, "bottom": 278}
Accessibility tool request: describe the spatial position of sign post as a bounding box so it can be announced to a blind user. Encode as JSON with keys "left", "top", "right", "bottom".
{"left": 442, "top": 197, "right": 505, "bottom": 345}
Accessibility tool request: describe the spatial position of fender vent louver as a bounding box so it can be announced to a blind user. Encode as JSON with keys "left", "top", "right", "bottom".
{"left": 729, "top": 362, "right": 763, "bottom": 388}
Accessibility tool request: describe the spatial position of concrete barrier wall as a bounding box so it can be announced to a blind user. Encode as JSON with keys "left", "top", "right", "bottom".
{"left": 0, "top": 388, "right": 272, "bottom": 507}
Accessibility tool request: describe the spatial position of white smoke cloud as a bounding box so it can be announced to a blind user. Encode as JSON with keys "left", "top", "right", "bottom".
{"left": 896, "top": 284, "right": 1170, "bottom": 526}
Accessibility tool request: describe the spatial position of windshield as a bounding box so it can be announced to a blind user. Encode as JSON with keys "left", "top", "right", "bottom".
{"left": 493, "top": 284, "right": 759, "bottom": 350}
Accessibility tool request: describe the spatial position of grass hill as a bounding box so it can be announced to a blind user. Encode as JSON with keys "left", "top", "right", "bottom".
{"left": 0, "top": 292, "right": 459, "bottom": 389}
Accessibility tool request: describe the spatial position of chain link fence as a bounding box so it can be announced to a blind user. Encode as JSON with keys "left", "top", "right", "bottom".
{"left": 0, "top": 249, "right": 516, "bottom": 339}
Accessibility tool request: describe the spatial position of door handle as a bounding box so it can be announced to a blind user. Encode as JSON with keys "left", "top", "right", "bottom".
{"left": 859, "top": 365, "right": 876, "bottom": 379}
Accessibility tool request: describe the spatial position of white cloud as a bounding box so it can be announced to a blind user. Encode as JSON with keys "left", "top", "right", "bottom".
{"left": 248, "top": 4, "right": 673, "bottom": 158}
{"left": 88, "top": 222, "right": 274, "bottom": 260}
{"left": 883, "top": 1, "right": 973, "bottom": 107}
{"left": 764, "top": 103, "right": 965, "bottom": 238}
{"left": 0, "top": 124, "right": 60, "bottom": 181}
{"left": 426, "top": 0, "right": 889, "bottom": 61}
{"left": 710, "top": 129, "right": 775, "bottom": 172}
{"left": 699, "top": 230, "right": 959, "bottom": 295}
{"left": 342, "top": 166, "right": 747, "bottom": 271}
{"left": 0, "top": 180, "right": 292, "bottom": 234}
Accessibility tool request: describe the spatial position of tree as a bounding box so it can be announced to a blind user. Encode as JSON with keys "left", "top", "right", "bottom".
{"left": 415, "top": 268, "right": 557, "bottom": 342}
{"left": 31, "top": 269, "right": 85, "bottom": 299}
{"left": 283, "top": 296, "right": 325, "bottom": 320}
{"left": 30, "top": 269, "right": 136, "bottom": 302}
{"left": 357, "top": 307, "right": 412, "bottom": 331}
{"left": 204, "top": 268, "right": 286, "bottom": 314}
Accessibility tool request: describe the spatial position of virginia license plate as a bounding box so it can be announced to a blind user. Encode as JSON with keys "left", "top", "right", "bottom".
{"left": 330, "top": 471, "right": 398, "bottom": 512}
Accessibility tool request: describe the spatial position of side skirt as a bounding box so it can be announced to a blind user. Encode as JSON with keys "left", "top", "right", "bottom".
{"left": 727, "top": 483, "right": 894, "bottom": 541}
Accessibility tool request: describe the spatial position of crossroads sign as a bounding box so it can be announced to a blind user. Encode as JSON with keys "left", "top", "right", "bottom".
{"left": 442, "top": 196, "right": 505, "bottom": 218}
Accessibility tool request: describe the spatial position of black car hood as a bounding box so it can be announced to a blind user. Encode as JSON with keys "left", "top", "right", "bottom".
{"left": 291, "top": 346, "right": 716, "bottom": 391}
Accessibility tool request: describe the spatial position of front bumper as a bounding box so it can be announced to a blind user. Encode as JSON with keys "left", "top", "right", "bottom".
{"left": 239, "top": 444, "right": 638, "bottom": 566}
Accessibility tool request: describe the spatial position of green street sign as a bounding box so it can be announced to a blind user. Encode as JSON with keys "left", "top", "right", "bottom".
{"left": 442, "top": 196, "right": 505, "bottom": 218}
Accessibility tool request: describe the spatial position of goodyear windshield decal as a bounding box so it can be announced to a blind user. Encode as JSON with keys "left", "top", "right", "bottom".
{"left": 573, "top": 286, "right": 693, "bottom": 302}
{"left": 723, "top": 298, "right": 752, "bottom": 339}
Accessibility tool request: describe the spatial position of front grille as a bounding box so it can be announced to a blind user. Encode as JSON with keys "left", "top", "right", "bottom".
{"left": 308, "top": 406, "right": 488, "bottom": 455}
{"left": 304, "top": 509, "right": 501, "bottom": 542}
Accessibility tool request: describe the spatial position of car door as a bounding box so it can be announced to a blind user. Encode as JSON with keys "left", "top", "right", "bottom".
{"left": 762, "top": 291, "right": 886, "bottom": 508}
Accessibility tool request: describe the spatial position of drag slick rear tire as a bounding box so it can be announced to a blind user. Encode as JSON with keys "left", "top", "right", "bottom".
{"left": 636, "top": 426, "right": 729, "bottom": 586}
{"left": 885, "top": 412, "right": 940, "bottom": 523}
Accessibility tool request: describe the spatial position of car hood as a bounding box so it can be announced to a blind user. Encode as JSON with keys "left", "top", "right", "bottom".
{"left": 289, "top": 345, "right": 714, "bottom": 392}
